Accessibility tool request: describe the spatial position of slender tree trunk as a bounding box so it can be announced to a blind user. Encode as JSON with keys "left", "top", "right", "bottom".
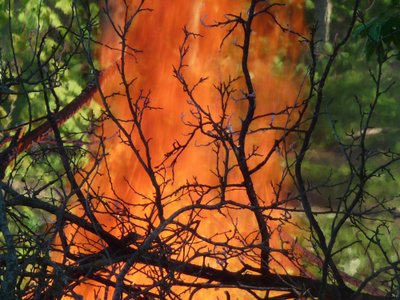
{"left": 315, "top": 0, "right": 332, "bottom": 42}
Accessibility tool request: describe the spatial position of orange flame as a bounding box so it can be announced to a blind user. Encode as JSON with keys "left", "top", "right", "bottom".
{"left": 65, "top": 1, "right": 306, "bottom": 298}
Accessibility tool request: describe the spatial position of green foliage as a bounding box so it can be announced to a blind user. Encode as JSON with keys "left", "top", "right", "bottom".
{"left": 0, "top": 1, "right": 100, "bottom": 291}
{"left": 0, "top": 0, "right": 100, "bottom": 165}
{"left": 297, "top": 1, "right": 400, "bottom": 293}
{"left": 354, "top": 6, "right": 400, "bottom": 62}
{"left": 309, "top": 2, "right": 400, "bottom": 150}
{"left": 0, "top": 0, "right": 99, "bottom": 126}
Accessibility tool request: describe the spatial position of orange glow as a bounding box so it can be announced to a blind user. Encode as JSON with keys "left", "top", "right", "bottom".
{"left": 64, "top": 0, "right": 306, "bottom": 298}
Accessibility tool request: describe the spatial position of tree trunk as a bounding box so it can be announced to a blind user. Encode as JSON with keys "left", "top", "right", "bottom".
{"left": 315, "top": 0, "right": 332, "bottom": 42}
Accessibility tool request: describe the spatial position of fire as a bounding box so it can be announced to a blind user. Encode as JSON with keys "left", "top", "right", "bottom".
{"left": 63, "top": 0, "right": 306, "bottom": 298}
